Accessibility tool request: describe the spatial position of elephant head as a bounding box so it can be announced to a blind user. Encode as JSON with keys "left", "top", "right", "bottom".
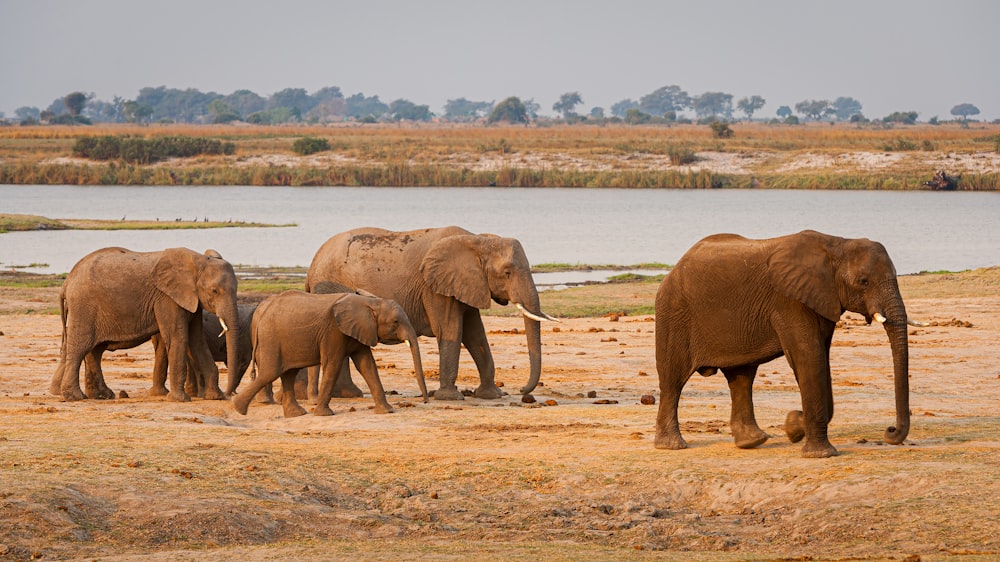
{"left": 154, "top": 248, "right": 241, "bottom": 397}
{"left": 768, "top": 230, "right": 910, "bottom": 445}
{"left": 333, "top": 294, "right": 428, "bottom": 402}
{"left": 421, "top": 234, "right": 555, "bottom": 394}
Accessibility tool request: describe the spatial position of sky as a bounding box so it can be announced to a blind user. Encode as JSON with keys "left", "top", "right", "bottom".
{"left": 2, "top": 0, "right": 999, "bottom": 121}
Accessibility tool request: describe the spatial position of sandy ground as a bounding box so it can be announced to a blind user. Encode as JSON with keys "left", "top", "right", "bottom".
{"left": 1, "top": 272, "right": 998, "bottom": 561}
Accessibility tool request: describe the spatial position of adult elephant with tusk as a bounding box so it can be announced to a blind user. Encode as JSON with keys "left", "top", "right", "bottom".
{"left": 655, "top": 230, "right": 919, "bottom": 458}
{"left": 306, "top": 226, "right": 556, "bottom": 400}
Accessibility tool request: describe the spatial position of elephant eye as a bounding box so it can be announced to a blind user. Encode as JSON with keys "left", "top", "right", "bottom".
{"left": 858, "top": 277, "right": 869, "bottom": 287}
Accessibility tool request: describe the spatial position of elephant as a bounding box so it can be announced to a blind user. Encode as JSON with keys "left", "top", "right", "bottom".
{"left": 654, "top": 230, "right": 917, "bottom": 458}
{"left": 305, "top": 226, "right": 556, "bottom": 401}
{"left": 150, "top": 302, "right": 258, "bottom": 399}
{"left": 49, "top": 247, "right": 241, "bottom": 403}
{"left": 232, "top": 290, "right": 428, "bottom": 418}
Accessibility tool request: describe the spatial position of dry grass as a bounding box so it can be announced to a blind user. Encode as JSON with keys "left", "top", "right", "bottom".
{"left": 1, "top": 122, "right": 998, "bottom": 189}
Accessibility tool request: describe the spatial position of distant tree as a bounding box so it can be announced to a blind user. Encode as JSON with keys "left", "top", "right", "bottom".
{"left": 523, "top": 98, "right": 541, "bottom": 119}
{"left": 736, "top": 95, "right": 765, "bottom": 121}
{"left": 268, "top": 88, "right": 314, "bottom": 115}
{"left": 624, "top": 108, "right": 651, "bottom": 125}
{"left": 345, "top": 93, "right": 388, "bottom": 120}
{"left": 15, "top": 106, "right": 41, "bottom": 122}
{"left": 709, "top": 120, "right": 734, "bottom": 138}
{"left": 389, "top": 99, "right": 433, "bottom": 121}
{"left": 122, "top": 100, "right": 153, "bottom": 125}
{"left": 950, "top": 103, "right": 980, "bottom": 121}
{"left": 831, "top": 96, "right": 863, "bottom": 121}
{"left": 610, "top": 98, "right": 638, "bottom": 118}
{"left": 135, "top": 86, "right": 220, "bottom": 123}
{"left": 639, "top": 85, "right": 690, "bottom": 117}
{"left": 443, "top": 98, "right": 493, "bottom": 121}
{"left": 487, "top": 96, "right": 529, "bottom": 124}
{"left": 589, "top": 107, "right": 605, "bottom": 119}
{"left": 208, "top": 99, "right": 241, "bottom": 123}
{"left": 883, "top": 111, "right": 918, "bottom": 124}
{"left": 552, "top": 91, "right": 583, "bottom": 119}
{"left": 776, "top": 105, "right": 792, "bottom": 119}
{"left": 692, "top": 92, "right": 733, "bottom": 119}
{"left": 63, "top": 92, "right": 89, "bottom": 117}
{"left": 84, "top": 96, "right": 125, "bottom": 123}
{"left": 795, "top": 99, "right": 830, "bottom": 121}
{"left": 222, "top": 89, "right": 267, "bottom": 118}
{"left": 311, "top": 86, "right": 344, "bottom": 104}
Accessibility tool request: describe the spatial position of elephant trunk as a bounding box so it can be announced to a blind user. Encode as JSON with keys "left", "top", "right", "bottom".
{"left": 401, "top": 324, "right": 429, "bottom": 403}
{"left": 221, "top": 306, "right": 241, "bottom": 397}
{"left": 877, "top": 286, "right": 910, "bottom": 445}
{"left": 517, "top": 290, "right": 544, "bottom": 395}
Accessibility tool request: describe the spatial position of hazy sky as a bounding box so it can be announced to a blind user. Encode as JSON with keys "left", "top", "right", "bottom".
{"left": 3, "top": 0, "right": 998, "bottom": 120}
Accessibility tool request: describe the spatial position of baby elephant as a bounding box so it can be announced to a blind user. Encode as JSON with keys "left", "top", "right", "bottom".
{"left": 233, "top": 290, "right": 427, "bottom": 418}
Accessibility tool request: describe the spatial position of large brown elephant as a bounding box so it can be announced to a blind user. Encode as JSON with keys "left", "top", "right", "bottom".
{"left": 232, "top": 290, "right": 427, "bottom": 418}
{"left": 654, "top": 230, "right": 917, "bottom": 458}
{"left": 50, "top": 247, "right": 241, "bottom": 402}
{"left": 305, "top": 226, "right": 556, "bottom": 401}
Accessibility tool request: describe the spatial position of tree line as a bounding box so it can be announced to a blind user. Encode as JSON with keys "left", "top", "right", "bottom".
{"left": 2, "top": 84, "right": 987, "bottom": 126}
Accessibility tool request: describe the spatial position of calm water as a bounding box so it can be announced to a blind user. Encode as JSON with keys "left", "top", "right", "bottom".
{"left": 1, "top": 185, "right": 998, "bottom": 275}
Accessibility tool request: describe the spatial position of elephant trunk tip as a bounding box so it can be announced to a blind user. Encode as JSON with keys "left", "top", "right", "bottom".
{"left": 884, "top": 422, "right": 909, "bottom": 445}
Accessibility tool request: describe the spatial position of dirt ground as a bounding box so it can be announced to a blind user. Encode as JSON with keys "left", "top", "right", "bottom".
{"left": 1, "top": 270, "right": 998, "bottom": 561}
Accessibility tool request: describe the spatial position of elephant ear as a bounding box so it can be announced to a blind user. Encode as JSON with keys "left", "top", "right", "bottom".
{"left": 332, "top": 294, "right": 379, "bottom": 347}
{"left": 154, "top": 248, "right": 201, "bottom": 314}
{"left": 766, "top": 234, "right": 843, "bottom": 322}
{"left": 421, "top": 235, "right": 492, "bottom": 309}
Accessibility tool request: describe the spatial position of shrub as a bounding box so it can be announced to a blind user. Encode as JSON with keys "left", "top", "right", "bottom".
{"left": 73, "top": 136, "right": 235, "bottom": 163}
{"left": 709, "top": 121, "right": 734, "bottom": 138}
{"left": 292, "top": 136, "right": 330, "bottom": 155}
{"left": 667, "top": 144, "right": 698, "bottom": 166}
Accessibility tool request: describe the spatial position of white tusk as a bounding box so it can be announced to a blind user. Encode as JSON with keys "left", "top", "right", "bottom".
{"left": 907, "top": 318, "right": 929, "bottom": 327}
{"left": 218, "top": 318, "right": 229, "bottom": 337}
{"left": 405, "top": 339, "right": 411, "bottom": 349}
{"left": 543, "top": 312, "right": 562, "bottom": 323}
{"left": 516, "top": 303, "right": 549, "bottom": 323}
{"left": 873, "top": 313, "right": 887, "bottom": 324}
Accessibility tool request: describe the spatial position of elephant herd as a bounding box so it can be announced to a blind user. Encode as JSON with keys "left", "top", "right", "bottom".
{"left": 49, "top": 227, "right": 916, "bottom": 458}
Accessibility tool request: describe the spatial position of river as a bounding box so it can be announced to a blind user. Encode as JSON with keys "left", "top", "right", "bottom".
{"left": 1, "top": 185, "right": 997, "bottom": 276}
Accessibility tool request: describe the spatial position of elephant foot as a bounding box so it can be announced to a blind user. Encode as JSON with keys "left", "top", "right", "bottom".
{"left": 654, "top": 431, "right": 687, "bottom": 450}
{"left": 149, "top": 385, "right": 169, "bottom": 397}
{"left": 61, "top": 386, "right": 88, "bottom": 402}
{"left": 203, "top": 387, "right": 225, "bottom": 401}
{"left": 87, "top": 385, "right": 116, "bottom": 400}
{"left": 312, "top": 404, "right": 335, "bottom": 416}
{"left": 231, "top": 395, "right": 250, "bottom": 416}
{"left": 433, "top": 386, "right": 465, "bottom": 401}
{"left": 800, "top": 440, "right": 838, "bottom": 458}
{"left": 167, "top": 390, "right": 191, "bottom": 403}
{"left": 784, "top": 410, "right": 806, "bottom": 443}
{"left": 282, "top": 403, "right": 308, "bottom": 418}
{"left": 333, "top": 387, "right": 364, "bottom": 398}
{"left": 473, "top": 383, "right": 504, "bottom": 399}
{"left": 373, "top": 402, "right": 395, "bottom": 414}
{"left": 734, "top": 430, "right": 770, "bottom": 450}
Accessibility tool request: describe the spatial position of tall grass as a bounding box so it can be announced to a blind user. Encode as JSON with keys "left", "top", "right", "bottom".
{"left": 2, "top": 122, "right": 998, "bottom": 189}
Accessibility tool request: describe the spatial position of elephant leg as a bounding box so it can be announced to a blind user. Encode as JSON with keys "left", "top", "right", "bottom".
{"left": 184, "top": 349, "right": 200, "bottom": 398}
{"left": 723, "top": 365, "right": 769, "bottom": 449}
{"left": 149, "top": 334, "right": 169, "bottom": 396}
{"left": 783, "top": 345, "right": 837, "bottom": 458}
{"left": 462, "top": 309, "right": 503, "bottom": 399}
{"left": 329, "top": 361, "right": 364, "bottom": 398}
{"left": 258, "top": 377, "right": 276, "bottom": 404}
{"left": 160, "top": 331, "right": 191, "bottom": 403}
{"left": 351, "top": 351, "right": 393, "bottom": 414}
{"left": 54, "top": 336, "right": 90, "bottom": 401}
{"left": 187, "top": 319, "right": 224, "bottom": 400}
{"left": 232, "top": 358, "right": 282, "bottom": 415}
{"left": 654, "top": 361, "right": 692, "bottom": 450}
{"left": 83, "top": 347, "right": 115, "bottom": 400}
{"left": 279, "top": 370, "right": 308, "bottom": 418}
{"left": 305, "top": 366, "right": 319, "bottom": 402}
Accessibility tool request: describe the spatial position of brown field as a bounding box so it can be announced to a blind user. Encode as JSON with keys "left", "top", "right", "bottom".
{"left": 1, "top": 122, "right": 998, "bottom": 189}
{"left": 0, "top": 269, "right": 998, "bottom": 560}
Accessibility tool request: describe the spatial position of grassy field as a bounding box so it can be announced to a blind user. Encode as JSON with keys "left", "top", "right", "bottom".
{"left": 1, "top": 122, "right": 997, "bottom": 189}
{"left": 0, "top": 213, "right": 292, "bottom": 234}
